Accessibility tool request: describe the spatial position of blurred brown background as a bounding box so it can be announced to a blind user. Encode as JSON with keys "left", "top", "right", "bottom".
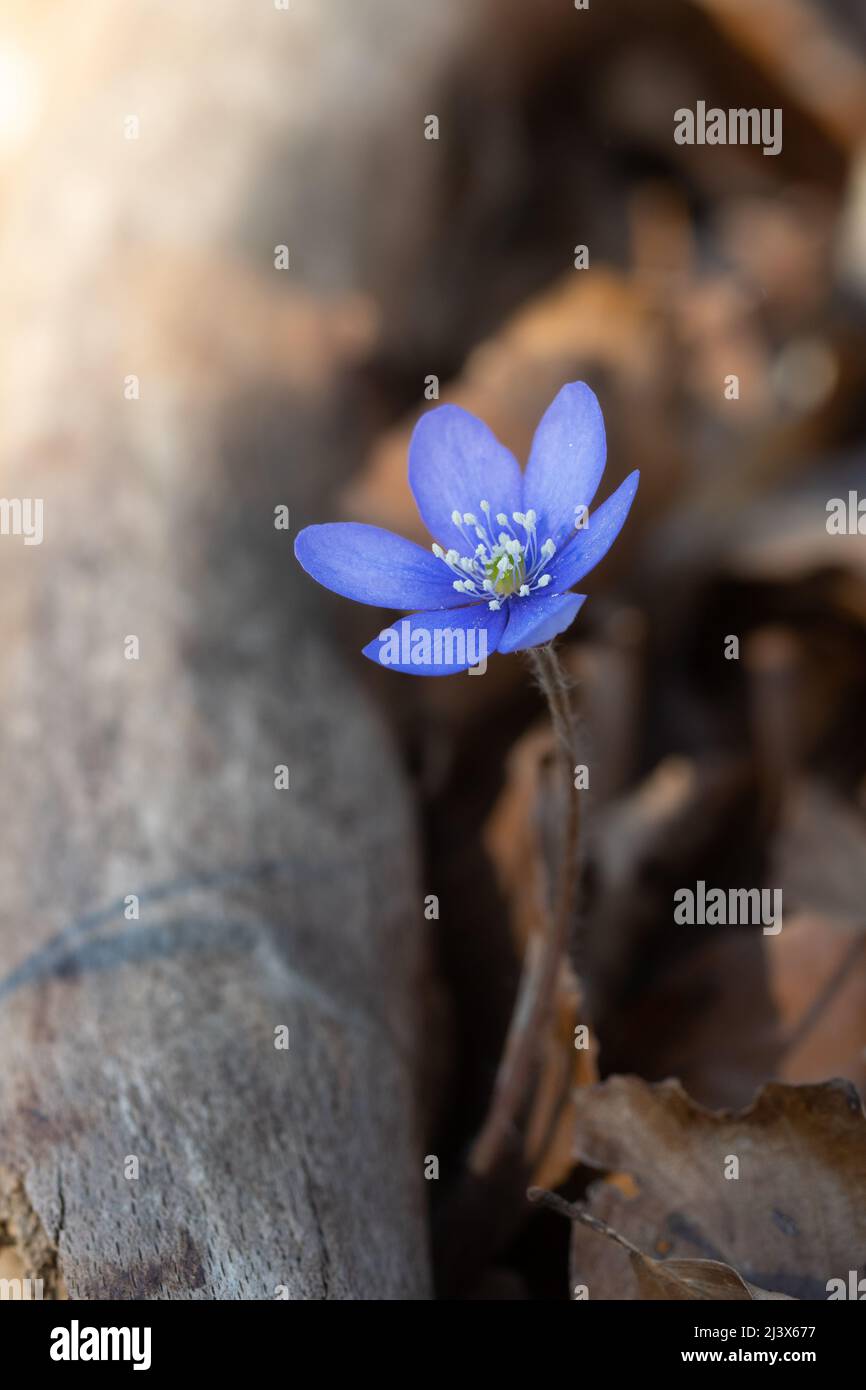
{"left": 0, "top": 0, "right": 865, "bottom": 1301}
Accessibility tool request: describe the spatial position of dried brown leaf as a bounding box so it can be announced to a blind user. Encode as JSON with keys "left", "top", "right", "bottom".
{"left": 631, "top": 1254, "right": 790, "bottom": 1301}
{"left": 570, "top": 1076, "right": 866, "bottom": 1300}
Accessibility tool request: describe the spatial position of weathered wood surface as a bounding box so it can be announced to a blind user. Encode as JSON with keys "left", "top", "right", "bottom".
{"left": 0, "top": 0, "right": 470, "bottom": 1299}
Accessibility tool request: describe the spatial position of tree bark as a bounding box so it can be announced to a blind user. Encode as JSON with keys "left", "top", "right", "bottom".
{"left": 0, "top": 0, "right": 469, "bottom": 1299}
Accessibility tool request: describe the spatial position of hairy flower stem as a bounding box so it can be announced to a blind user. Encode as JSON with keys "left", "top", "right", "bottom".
{"left": 468, "top": 642, "right": 580, "bottom": 1178}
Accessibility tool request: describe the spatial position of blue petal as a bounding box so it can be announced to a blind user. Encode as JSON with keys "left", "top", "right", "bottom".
{"left": 409, "top": 404, "right": 522, "bottom": 551}
{"left": 547, "top": 470, "right": 639, "bottom": 592}
{"left": 498, "top": 591, "right": 586, "bottom": 654}
{"left": 295, "top": 523, "right": 465, "bottom": 610}
{"left": 362, "top": 604, "right": 507, "bottom": 676}
{"left": 523, "top": 382, "right": 607, "bottom": 547}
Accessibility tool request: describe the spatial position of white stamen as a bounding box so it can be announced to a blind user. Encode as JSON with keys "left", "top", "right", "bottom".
{"left": 431, "top": 496, "right": 559, "bottom": 607}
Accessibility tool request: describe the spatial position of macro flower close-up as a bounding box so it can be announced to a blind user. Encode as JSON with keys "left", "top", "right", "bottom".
{"left": 295, "top": 382, "right": 639, "bottom": 673}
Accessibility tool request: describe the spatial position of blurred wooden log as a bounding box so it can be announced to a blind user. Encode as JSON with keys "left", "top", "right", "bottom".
{"left": 0, "top": 0, "right": 478, "bottom": 1300}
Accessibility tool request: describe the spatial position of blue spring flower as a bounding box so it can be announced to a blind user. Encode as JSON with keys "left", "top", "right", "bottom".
{"left": 294, "top": 382, "right": 639, "bottom": 675}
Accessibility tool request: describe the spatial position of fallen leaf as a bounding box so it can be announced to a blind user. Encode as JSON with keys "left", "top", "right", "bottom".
{"left": 531, "top": 1188, "right": 788, "bottom": 1299}
{"left": 569, "top": 1076, "right": 866, "bottom": 1300}
{"left": 632, "top": 1254, "right": 791, "bottom": 1301}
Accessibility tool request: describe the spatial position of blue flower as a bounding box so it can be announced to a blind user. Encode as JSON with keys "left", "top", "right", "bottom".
{"left": 294, "top": 382, "right": 639, "bottom": 675}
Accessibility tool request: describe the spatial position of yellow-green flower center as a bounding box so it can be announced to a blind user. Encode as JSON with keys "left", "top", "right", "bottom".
{"left": 431, "top": 503, "right": 557, "bottom": 610}
{"left": 485, "top": 551, "right": 526, "bottom": 596}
